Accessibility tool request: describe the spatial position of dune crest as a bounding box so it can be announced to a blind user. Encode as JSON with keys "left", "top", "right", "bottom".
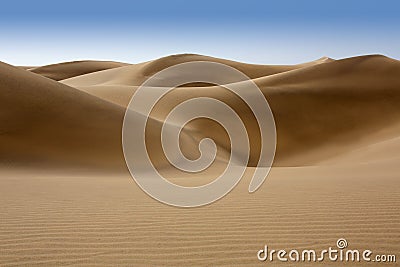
{"left": 29, "top": 60, "right": 128, "bottom": 81}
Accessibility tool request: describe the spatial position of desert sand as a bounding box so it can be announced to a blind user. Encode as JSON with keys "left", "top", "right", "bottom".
{"left": 0, "top": 54, "right": 399, "bottom": 266}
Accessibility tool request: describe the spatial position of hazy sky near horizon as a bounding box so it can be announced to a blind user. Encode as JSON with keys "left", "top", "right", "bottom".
{"left": 1, "top": 0, "right": 399, "bottom": 65}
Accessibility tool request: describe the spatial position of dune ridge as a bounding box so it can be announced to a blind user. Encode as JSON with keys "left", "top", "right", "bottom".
{"left": 29, "top": 60, "right": 128, "bottom": 81}
{"left": 61, "top": 53, "right": 333, "bottom": 87}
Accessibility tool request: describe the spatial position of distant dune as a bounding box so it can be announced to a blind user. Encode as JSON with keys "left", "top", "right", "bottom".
{"left": 0, "top": 54, "right": 399, "bottom": 266}
{"left": 28, "top": 60, "right": 128, "bottom": 81}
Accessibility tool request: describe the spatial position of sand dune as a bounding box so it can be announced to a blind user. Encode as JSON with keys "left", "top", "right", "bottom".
{"left": 61, "top": 54, "right": 333, "bottom": 87}
{"left": 257, "top": 55, "right": 400, "bottom": 165}
{"left": 62, "top": 54, "right": 400, "bottom": 166}
{"left": 0, "top": 61, "right": 126, "bottom": 170}
{"left": 0, "top": 54, "right": 399, "bottom": 266}
{"left": 59, "top": 54, "right": 333, "bottom": 108}
{"left": 29, "top": 60, "right": 128, "bottom": 81}
{"left": 4, "top": 54, "right": 400, "bottom": 168}
{"left": 0, "top": 60, "right": 218, "bottom": 172}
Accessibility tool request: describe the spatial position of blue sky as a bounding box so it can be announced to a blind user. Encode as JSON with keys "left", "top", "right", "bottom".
{"left": 1, "top": 0, "right": 399, "bottom": 65}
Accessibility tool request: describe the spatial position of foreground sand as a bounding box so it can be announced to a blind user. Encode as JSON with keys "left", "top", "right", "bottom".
{"left": 0, "top": 54, "right": 399, "bottom": 266}
{"left": 1, "top": 164, "right": 399, "bottom": 266}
